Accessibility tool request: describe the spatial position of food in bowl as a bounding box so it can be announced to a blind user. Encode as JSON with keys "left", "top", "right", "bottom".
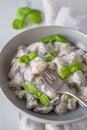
{"left": 8, "top": 34, "right": 87, "bottom": 114}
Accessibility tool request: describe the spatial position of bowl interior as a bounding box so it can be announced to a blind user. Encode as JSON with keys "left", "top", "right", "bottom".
{"left": 0, "top": 26, "right": 87, "bottom": 125}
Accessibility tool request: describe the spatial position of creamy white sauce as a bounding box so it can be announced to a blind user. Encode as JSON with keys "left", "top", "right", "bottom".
{"left": 8, "top": 40, "right": 87, "bottom": 114}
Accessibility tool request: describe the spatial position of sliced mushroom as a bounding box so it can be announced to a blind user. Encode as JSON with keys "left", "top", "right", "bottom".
{"left": 78, "top": 87, "right": 87, "bottom": 97}
{"left": 48, "top": 62, "right": 57, "bottom": 70}
{"left": 40, "top": 84, "right": 57, "bottom": 99}
{"left": 61, "top": 94, "right": 68, "bottom": 103}
{"left": 8, "top": 61, "right": 20, "bottom": 79}
{"left": 51, "top": 94, "right": 60, "bottom": 105}
{"left": 75, "top": 49, "right": 85, "bottom": 57}
{"left": 54, "top": 41, "right": 70, "bottom": 50}
{"left": 32, "top": 75, "right": 43, "bottom": 87}
{"left": 62, "top": 51, "right": 83, "bottom": 64}
{"left": 24, "top": 68, "right": 35, "bottom": 82}
{"left": 83, "top": 53, "right": 87, "bottom": 65}
{"left": 34, "top": 104, "right": 54, "bottom": 114}
{"left": 54, "top": 101, "right": 68, "bottom": 114}
{"left": 53, "top": 57, "right": 66, "bottom": 72}
{"left": 16, "top": 50, "right": 25, "bottom": 58}
{"left": 30, "top": 57, "right": 48, "bottom": 74}
{"left": 18, "top": 90, "right": 27, "bottom": 99}
{"left": 59, "top": 44, "right": 75, "bottom": 56}
{"left": 67, "top": 83, "right": 78, "bottom": 94}
{"left": 11, "top": 56, "right": 18, "bottom": 65}
{"left": 67, "top": 98, "right": 77, "bottom": 110}
{"left": 68, "top": 71, "right": 87, "bottom": 87}
{"left": 11, "top": 45, "right": 27, "bottom": 65}
{"left": 25, "top": 42, "right": 46, "bottom": 53}
{"left": 25, "top": 42, "right": 54, "bottom": 56}
{"left": 26, "top": 93, "right": 38, "bottom": 109}
{"left": 9, "top": 72, "right": 25, "bottom": 87}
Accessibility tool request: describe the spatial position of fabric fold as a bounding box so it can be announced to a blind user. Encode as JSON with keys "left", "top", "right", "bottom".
{"left": 42, "top": 0, "right": 87, "bottom": 33}
{"left": 18, "top": 113, "right": 45, "bottom": 130}
{"left": 42, "top": 0, "right": 59, "bottom": 25}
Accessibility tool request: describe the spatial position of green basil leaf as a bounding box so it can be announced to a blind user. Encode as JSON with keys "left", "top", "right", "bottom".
{"left": 50, "top": 50, "right": 59, "bottom": 57}
{"left": 29, "top": 9, "right": 41, "bottom": 14}
{"left": 28, "top": 52, "right": 37, "bottom": 61}
{"left": 55, "top": 35, "right": 69, "bottom": 43}
{"left": 28, "top": 9, "right": 43, "bottom": 24}
{"left": 40, "top": 34, "right": 69, "bottom": 44}
{"left": 58, "top": 65, "right": 71, "bottom": 79}
{"left": 39, "top": 94, "right": 50, "bottom": 106}
{"left": 24, "top": 84, "right": 50, "bottom": 106}
{"left": 24, "top": 84, "right": 38, "bottom": 95}
{"left": 40, "top": 35, "right": 55, "bottom": 43}
{"left": 16, "top": 7, "right": 31, "bottom": 17}
{"left": 44, "top": 56, "right": 53, "bottom": 62}
{"left": 34, "top": 91, "right": 42, "bottom": 98}
{"left": 64, "top": 94, "right": 73, "bottom": 99}
{"left": 12, "top": 17, "right": 25, "bottom": 29}
{"left": 69, "top": 61, "right": 83, "bottom": 72}
{"left": 18, "top": 55, "right": 29, "bottom": 63}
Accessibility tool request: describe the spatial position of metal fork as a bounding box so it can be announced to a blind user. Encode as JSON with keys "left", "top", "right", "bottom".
{"left": 40, "top": 68, "right": 87, "bottom": 107}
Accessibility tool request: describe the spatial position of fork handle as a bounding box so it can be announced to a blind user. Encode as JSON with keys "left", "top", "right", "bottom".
{"left": 66, "top": 91, "right": 87, "bottom": 107}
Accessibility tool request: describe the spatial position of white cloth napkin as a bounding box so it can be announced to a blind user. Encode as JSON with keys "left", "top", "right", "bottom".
{"left": 18, "top": 113, "right": 87, "bottom": 130}
{"left": 42, "top": 0, "right": 87, "bottom": 33}
{"left": 18, "top": 0, "right": 87, "bottom": 130}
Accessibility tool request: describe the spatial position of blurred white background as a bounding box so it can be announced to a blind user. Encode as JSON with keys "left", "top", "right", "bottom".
{"left": 0, "top": 0, "right": 87, "bottom": 130}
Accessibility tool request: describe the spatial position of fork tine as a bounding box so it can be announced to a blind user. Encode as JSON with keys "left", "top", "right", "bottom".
{"left": 43, "top": 70, "right": 55, "bottom": 81}
{"left": 47, "top": 69, "right": 57, "bottom": 80}
{"left": 40, "top": 74, "right": 49, "bottom": 86}
{"left": 40, "top": 73, "right": 52, "bottom": 85}
{"left": 39, "top": 68, "right": 87, "bottom": 107}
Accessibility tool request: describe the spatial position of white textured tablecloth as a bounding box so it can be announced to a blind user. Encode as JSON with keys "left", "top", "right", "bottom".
{"left": 0, "top": 0, "right": 87, "bottom": 130}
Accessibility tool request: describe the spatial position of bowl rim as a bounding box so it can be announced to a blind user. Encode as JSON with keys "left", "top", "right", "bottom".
{"left": 1, "top": 25, "right": 87, "bottom": 52}
{"left": 0, "top": 26, "right": 87, "bottom": 125}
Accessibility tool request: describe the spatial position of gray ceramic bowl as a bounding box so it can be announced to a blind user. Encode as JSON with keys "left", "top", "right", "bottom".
{"left": 0, "top": 26, "right": 87, "bottom": 125}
